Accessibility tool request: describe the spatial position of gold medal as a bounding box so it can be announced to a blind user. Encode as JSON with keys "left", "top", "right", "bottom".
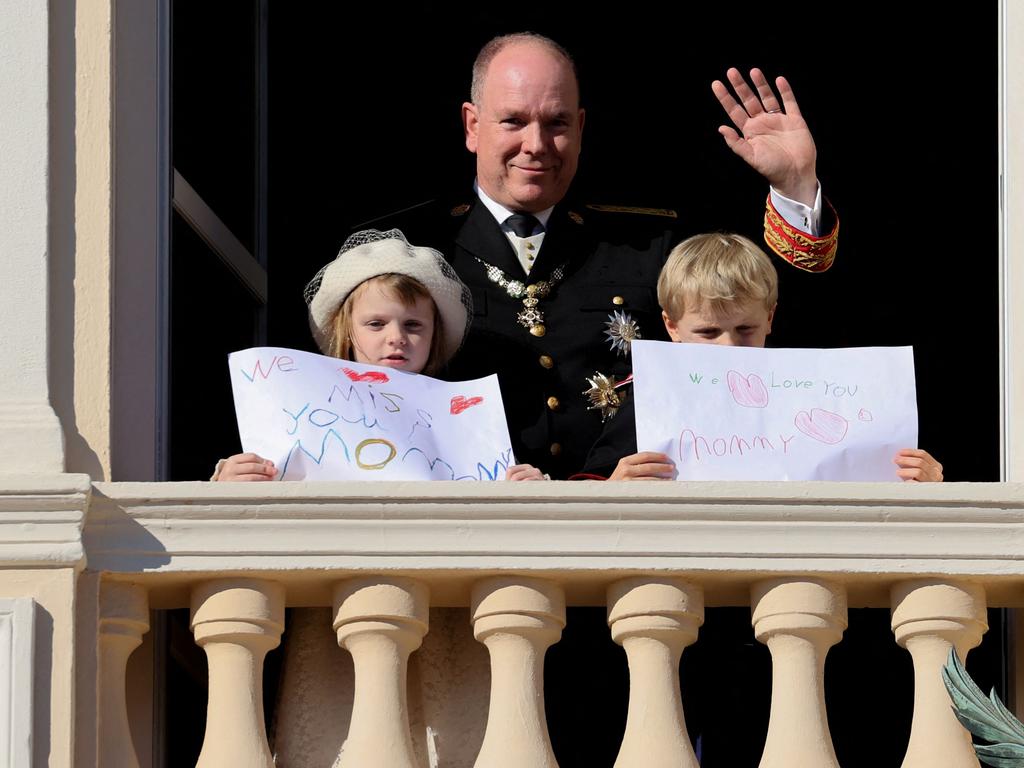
{"left": 583, "top": 372, "right": 631, "bottom": 422}
{"left": 474, "top": 257, "right": 567, "bottom": 337}
{"left": 518, "top": 306, "right": 544, "bottom": 330}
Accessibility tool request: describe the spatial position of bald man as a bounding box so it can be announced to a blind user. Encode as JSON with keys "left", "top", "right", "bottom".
{"left": 368, "top": 32, "right": 837, "bottom": 479}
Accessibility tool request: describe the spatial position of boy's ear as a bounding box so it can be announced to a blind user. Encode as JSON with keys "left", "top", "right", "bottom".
{"left": 766, "top": 303, "right": 777, "bottom": 335}
{"left": 662, "top": 310, "right": 681, "bottom": 342}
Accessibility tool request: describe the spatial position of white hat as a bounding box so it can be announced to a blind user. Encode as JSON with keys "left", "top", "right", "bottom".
{"left": 304, "top": 229, "right": 472, "bottom": 361}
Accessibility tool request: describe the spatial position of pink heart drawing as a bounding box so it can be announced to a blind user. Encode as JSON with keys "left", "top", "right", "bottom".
{"left": 450, "top": 395, "right": 484, "bottom": 415}
{"left": 341, "top": 367, "right": 390, "bottom": 383}
{"left": 794, "top": 408, "right": 849, "bottom": 444}
{"left": 727, "top": 370, "right": 769, "bottom": 408}
{"left": 858, "top": 409, "right": 873, "bottom": 422}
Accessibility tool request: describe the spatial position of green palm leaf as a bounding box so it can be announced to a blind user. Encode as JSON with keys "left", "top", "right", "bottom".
{"left": 975, "top": 744, "right": 1024, "bottom": 768}
{"left": 942, "top": 649, "right": 1024, "bottom": 767}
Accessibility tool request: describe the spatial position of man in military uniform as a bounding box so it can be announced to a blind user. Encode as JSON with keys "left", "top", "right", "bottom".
{"left": 368, "top": 32, "right": 837, "bottom": 479}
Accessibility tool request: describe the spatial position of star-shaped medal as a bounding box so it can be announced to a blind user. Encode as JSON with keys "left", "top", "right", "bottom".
{"left": 604, "top": 310, "right": 641, "bottom": 356}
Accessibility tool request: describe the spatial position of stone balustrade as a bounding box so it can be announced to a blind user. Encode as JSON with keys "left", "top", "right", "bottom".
{"left": 65, "top": 481, "right": 1024, "bottom": 766}
{"left": 333, "top": 576, "right": 429, "bottom": 768}
{"left": 608, "top": 577, "right": 703, "bottom": 768}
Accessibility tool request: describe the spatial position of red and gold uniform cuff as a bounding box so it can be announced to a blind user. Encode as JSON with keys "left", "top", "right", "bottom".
{"left": 763, "top": 195, "right": 839, "bottom": 273}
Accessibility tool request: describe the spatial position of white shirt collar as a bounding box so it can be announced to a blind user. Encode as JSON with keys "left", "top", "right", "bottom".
{"left": 474, "top": 181, "right": 554, "bottom": 231}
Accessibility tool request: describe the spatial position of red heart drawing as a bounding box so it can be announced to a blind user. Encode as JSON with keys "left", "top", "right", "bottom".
{"left": 727, "top": 370, "right": 769, "bottom": 408}
{"left": 341, "top": 367, "right": 390, "bottom": 384}
{"left": 794, "top": 408, "right": 849, "bottom": 444}
{"left": 450, "top": 395, "right": 484, "bottom": 415}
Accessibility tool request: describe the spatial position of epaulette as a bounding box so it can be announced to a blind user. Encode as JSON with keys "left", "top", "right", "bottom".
{"left": 585, "top": 204, "right": 678, "bottom": 218}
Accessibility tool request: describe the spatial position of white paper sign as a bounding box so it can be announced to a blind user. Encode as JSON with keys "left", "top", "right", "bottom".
{"left": 632, "top": 341, "right": 918, "bottom": 481}
{"left": 229, "top": 347, "right": 515, "bottom": 481}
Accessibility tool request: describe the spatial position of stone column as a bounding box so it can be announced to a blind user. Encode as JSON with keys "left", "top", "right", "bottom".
{"left": 0, "top": 0, "right": 64, "bottom": 473}
{"left": 97, "top": 582, "right": 148, "bottom": 768}
{"left": 190, "top": 579, "right": 284, "bottom": 768}
{"left": 333, "top": 577, "right": 429, "bottom": 768}
{"left": 751, "top": 578, "right": 847, "bottom": 768}
{"left": 471, "top": 577, "right": 565, "bottom": 768}
{"left": 607, "top": 577, "right": 703, "bottom": 768}
{"left": 891, "top": 579, "right": 987, "bottom": 768}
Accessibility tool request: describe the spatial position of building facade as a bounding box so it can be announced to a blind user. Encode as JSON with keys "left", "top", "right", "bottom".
{"left": 2, "top": 2, "right": 1024, "bottom": 766}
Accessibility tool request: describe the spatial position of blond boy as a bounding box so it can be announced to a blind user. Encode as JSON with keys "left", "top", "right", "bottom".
{"left": 577, "top": 233, "right": 942, "bottom": 481}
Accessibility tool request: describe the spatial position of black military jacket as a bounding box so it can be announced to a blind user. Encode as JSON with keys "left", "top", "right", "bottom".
{"left": 579, "top": 396, "right": 639, "bottom": 478}
{"left": 366, "top": 196, "right": 677, "bottom": 478}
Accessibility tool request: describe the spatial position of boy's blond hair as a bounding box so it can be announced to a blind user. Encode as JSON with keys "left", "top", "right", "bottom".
{"left": 657, "top": 233, "right": 778, "bottom": 320}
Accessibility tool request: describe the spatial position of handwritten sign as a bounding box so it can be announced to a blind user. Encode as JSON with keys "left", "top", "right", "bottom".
{"left": 631, "top": 340, "right": 918, "bottom": 481}
{"left": 229, "top": 347, "right": 515, "bottom": 481}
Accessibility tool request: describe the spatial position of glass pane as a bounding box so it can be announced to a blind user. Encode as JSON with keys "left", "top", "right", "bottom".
{"left": 172, "top": 0, "right": 257, "bottom": 253}
{"left": 168, "top": 210, "right": 260, "bottom": 481}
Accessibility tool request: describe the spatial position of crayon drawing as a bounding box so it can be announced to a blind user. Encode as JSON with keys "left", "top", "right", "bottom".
{"left": 632, "top": 340, "right": 918, "bottom": 481}
{"left": 794, "top": 408, "right": 849, "bottom": 445}
{"left": 727, "top": 371, "right": 770, "bottom": 408}
{"left": 230, "top": 347, "right": 515, "bottom": 481}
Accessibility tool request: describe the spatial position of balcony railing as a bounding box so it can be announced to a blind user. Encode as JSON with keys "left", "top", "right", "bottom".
{"left": 67, "top": 481, "right": 1024, "bottom": 766}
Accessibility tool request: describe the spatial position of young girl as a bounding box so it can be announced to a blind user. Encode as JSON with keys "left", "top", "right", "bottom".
{"left": 214, "top": 228, "right": 544, "bottom": 481}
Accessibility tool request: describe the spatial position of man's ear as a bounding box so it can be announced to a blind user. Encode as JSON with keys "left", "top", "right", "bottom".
{"left": 662, "top": 310, "right": 681, "bottom": 342}
{"left": 578, "top": 107, "right": 586, "bottom": 146}
{"left": 462, "top": 102, "right": 479, "bottom": 153}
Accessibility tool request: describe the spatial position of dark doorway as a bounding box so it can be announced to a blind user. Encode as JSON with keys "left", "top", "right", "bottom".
{"left": 166, "top": 3, "right": 1002, "bottom": 767}
{"left": 266, "top": 3, "right": 1000, "bottom": 483}
{"left": 168, "top": 3, "right": 1000, "bottom": 483}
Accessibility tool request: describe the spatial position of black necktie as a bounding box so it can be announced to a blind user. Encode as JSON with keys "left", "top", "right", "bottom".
{"left": 506, "top": 213, "right": 541, "bottom": 238}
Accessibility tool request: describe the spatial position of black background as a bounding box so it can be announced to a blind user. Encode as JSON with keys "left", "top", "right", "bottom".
{"left": 167, "top": 4, "right": 1003, "bottom": 766}
{"left": 265, "top": 3, "right": 1000, "bottom": 482}
{"left": 170, "top": 3, "right": 1000, "bottom": 483}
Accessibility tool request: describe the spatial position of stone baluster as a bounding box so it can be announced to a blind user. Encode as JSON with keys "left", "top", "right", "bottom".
{"left": 471, "top": 577, "right": 565, "bottom": 768}
{"left": 98, "top": 582, "right": 149, "bottom": 768}
{"left": 333, "top": 577, "right": 429, "bottom": 768}
{"left": 607, "top": 577, "right": 703, "bottom": 768}
{"left": 891, "top": 579, "right": 987, "bottom": 768}
{"left": 751, "top": 578, "right": 847, "bottom": 768}
{"left": 190, "top": 579, "right": 284, "bottom": 768}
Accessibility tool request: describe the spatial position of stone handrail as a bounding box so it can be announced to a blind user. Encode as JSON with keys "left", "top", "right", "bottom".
{"left": 84, "top": 481, "right": 1024, "bottom": 599}
{"left": 32, "top": 479, "right": 1024, "bottom": 767}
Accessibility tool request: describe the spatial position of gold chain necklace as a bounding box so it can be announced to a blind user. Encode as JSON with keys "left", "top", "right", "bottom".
{"left": 474, "top": 257, "right": 567, "bottom": 337}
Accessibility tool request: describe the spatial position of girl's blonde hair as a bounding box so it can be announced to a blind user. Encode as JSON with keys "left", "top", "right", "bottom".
{"left": 329, "top": 274, "right": 448, "bottom": 375}
{"left": 305, "top": 230, "right": 471, "bottom": 363}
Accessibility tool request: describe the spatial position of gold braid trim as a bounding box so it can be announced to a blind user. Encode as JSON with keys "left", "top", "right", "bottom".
{"left": 763, "top": 195, "right": 839, "bottom": 273}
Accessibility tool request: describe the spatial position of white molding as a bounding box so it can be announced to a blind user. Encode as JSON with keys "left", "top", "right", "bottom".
{"left": 0, "top": 406, "right": 65, "bottom": 478}
{"left": 0, "top": 598, "right": 35, "bottom": 768}
{"left": 85, "top": 482, "right": 1024, "bottom": 605}
{"left": 0, "top": 476, "right": 89, "bottom": 569}
{"left": 0, "top": 0, "right": 64, "bottom": 475}
{"left": 1002, "top": 1, "right": 1024, "bottom": 480}
{"left": 1001, "top": 0, "right": 1007, "bottom": 480}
